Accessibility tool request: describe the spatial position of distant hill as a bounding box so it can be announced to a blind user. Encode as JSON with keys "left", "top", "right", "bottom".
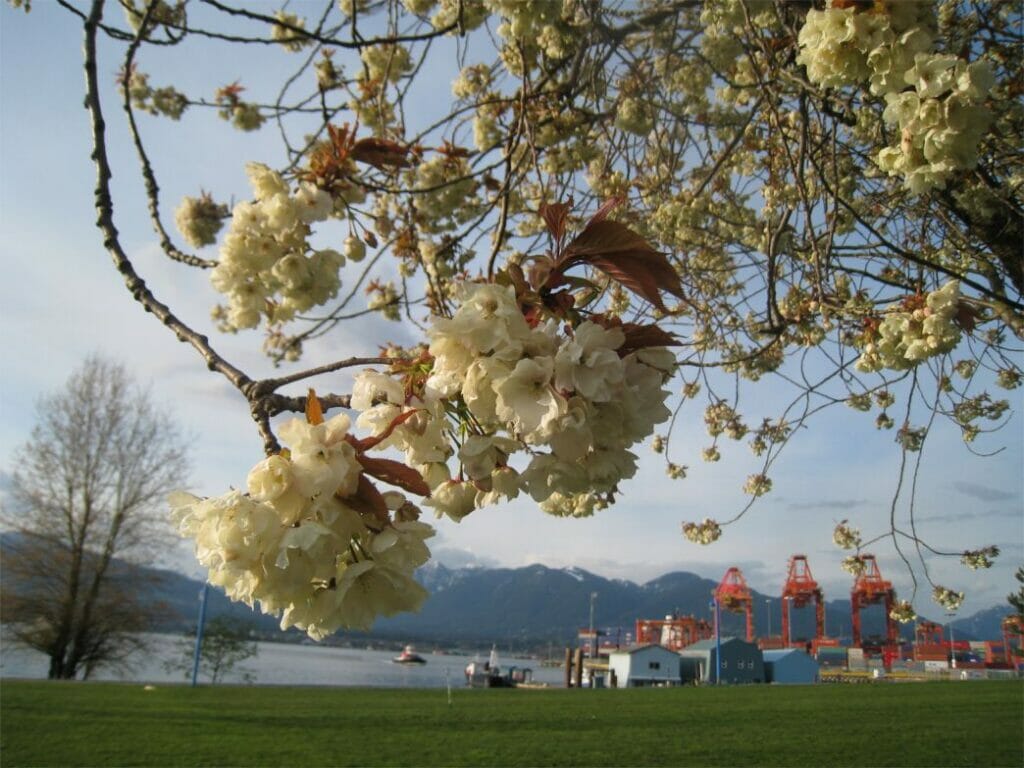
{"left": 2, "top": 532, "right": 1009, "bottom": 649}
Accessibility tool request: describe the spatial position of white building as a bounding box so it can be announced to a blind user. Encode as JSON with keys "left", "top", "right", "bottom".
{"left": 607, "top": 645, "right": 681, "bottom": 688}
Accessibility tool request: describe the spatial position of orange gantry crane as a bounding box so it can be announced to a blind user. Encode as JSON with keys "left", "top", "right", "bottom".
{"left": 913, "top": 620, "right": 947, "bottom": 662}
{"left": 915, "top": 620, "right": 944, "bottom": 645}
{"left": 714, "top": 567, "right": 754, "bottom": 641}
{"left": 635, "top": 615, "right": 713, "bottom": 651}
{"left": 1002, "top": 615, "right": 1023, "bottom": 667}
{"left": 850, "top": 554, "right": 898, "bottom": 648}
{"left": 781, "top": 555, "right": 825, "bottom": 648}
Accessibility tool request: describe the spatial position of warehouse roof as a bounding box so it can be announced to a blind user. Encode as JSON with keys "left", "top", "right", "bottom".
{"left": 763, "top": 649, "right": 808, "bottom": 662}
{"left": 681, "top": 637, "right": 753, "bottom": 652}
{"left": 609, "top": 644, "right": 677, "bottom": 655}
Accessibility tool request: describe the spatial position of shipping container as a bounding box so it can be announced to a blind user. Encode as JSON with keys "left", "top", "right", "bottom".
{"left": 816, "top": 646, "right": 847, "bottom": 668}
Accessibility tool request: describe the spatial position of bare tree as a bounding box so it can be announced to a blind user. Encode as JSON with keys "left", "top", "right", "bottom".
{"left": 1, "top": 355, "right": 189, "bottom": 679}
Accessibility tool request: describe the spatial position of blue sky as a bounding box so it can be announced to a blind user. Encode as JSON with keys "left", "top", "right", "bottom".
{"left": 1, "top": 2, "right": 1021, "bottom": 619}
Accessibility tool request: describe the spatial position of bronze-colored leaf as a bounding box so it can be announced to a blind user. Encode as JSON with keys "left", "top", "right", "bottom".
{"left": 539, "top": 200, "right": 573, "bottom": 245}
{"left": 955, "top": 301, "right": 980, "bottom": 333}
{"left": 562, "top": 220, "right": 685, "bottom": 311}
{"left": 351, "top": 137, "right": 412, "bottom": 169}
{"left": 358, "top": 455, "right": 431, "bottom": 497}
{"left": 619, "top": 323, "right": 682, "bottom": 355}
{"left": 340, "top": 474, "right": 389, "bottom": 524}
{"left": 586, "top": 196, "right": 624, "bottom": 227}
{"left": 346, "top": 408, "right": 421, "bottom": 453}
{"left": 305, "top": 388, "right": 324, "bottom": 426}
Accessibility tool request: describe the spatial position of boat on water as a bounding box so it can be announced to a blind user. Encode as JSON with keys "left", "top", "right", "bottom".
{"left": 392, "top": 645, "right": 427, "bottom": 665}
{"left": 464, "top": 645, "right": 534, "bottom": 688}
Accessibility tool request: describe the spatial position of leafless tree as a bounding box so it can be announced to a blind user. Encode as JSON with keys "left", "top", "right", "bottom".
{"left": 1, "top": 355, "right": 189, "bottom": 679}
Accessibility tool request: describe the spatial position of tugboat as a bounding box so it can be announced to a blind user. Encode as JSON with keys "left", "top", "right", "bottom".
{"left": 392, "top": 645, "right": 427, "bottom": 665}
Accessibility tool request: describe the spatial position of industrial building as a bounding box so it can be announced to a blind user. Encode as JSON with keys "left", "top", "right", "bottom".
{"left": 762, "top": 649, "right": 820, "bottom": 684}
{"left": 607, "top": 645, "right": 681, "bottom": 687}
{"left": 679, "top": 637, "right": 765, "bottom": 684}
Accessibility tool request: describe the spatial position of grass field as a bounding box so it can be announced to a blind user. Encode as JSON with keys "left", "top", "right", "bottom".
{"left": 1, "top": 679, "right": 1021, "bottom": 767}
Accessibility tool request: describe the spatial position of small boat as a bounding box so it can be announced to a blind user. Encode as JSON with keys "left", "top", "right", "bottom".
{"left": 392, "top": 645, "right": 427, "bottom": 665}
{"left": 464, "top": 645, "right": 533, "bottom": 688}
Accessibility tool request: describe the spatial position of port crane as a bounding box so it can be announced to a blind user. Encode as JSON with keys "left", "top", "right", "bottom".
{"left": 635, "top": 615, "right": 712, "bottom": 651}
{"left": 714, "top": 567, "right": 754, "bottom": 641}
{"left": 850, "top": 554, "right": 898, "bottom": 648}
{"left": 781, "top": 555, "right": 825, "bottom": 648}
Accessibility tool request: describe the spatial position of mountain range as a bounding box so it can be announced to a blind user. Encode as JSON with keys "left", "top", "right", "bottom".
{"left": 114, "top": 559, "right": 1017, "bottom": 651}
{"left": 2, "top": 533, "right": 1012, "bottom": 651}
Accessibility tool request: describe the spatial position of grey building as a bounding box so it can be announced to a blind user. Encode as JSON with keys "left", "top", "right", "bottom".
{"left": 678, "top": 637, "right": 765, "bottom": 684}
{"left": 763, "top": 649, "right": 820, "bottom": 684}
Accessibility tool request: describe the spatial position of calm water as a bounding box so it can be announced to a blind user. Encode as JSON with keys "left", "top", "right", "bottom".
{"left": 0, "top": 632, "right": 565, "bottom": 688}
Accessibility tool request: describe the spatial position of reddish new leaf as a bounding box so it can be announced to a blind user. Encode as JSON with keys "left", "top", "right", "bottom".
{"left": 562, "top": 220, "right": 685, "bottom": 311}
{"left": 538, "top": 200, "right": 573, "bottom": 246}
{"left": 619, "top": 323, "right": 682, "bottom": 355}
{"left": 340, "top": 474, "right": 389, "bottom": 525}
{"left": 305, "top": 388, "right": 324, "bottom": 426}
{"left": 586, "top": 196, "right": 625, "bottom": 227}
{"left": 358, "top": 455, "right": 431, "bottom": 497}
{"left": 351, "top": 137, "right": 412, "bottom": 169}
{"left": 955, "top": 302, "right": 980, "bottom": 333}
{"left": 346, "top": 408, "right": 421, "bottom": 453}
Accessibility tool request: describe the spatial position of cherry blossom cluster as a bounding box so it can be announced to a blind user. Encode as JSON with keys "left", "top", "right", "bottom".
{"left": 797, "top": 1, "right": 993, "bottom": 192}
{"left": 407, "top": 281, "right": 674, "bottom": 520}
{"left": 122, "top": 0, "right": 184, "bottom": 34}
{"left": 214, "top": 84, "right": 265, "bottom": 132}
{"left": 960, "top": 546, "right": 999, "bottom": 570}
{"left": 855, "top": 280, "right": 963, "bottom": 373}
{"left": 932, "top": 585, "right": 964, "bottom": 612}
{"left": 171, "top": 413, "right": 434, "bottom": 640}
{"left": 840, "top": 554, "right": 867, "bottom": 576}
{"left": 889, "top": 599, "right": 917, "bottom": 624}
{"left": 174, "top": 193, "right": 228, "bottom": 249}
{"left": 877, "top": 55, "right": 994, "bottom": 194}
{"left": 742, "top": 473, "right": 772, "bottom": 497}
{"left": 120, "top": 69, "right": 188, "bottom": 120}
{"left": 681, "top": 518, "right": 722, "bottom": 546}
{"left": 208, "top": 163, "right": 344, "bottom": 330}
{"left": 272, "top": 11, "right": 310, "bottom": 52}
{"left": 833, "top": 520, "right": 862, "bottom": 550}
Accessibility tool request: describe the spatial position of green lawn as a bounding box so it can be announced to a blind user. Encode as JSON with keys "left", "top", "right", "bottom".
{"left": 1, "top": 679, "right": 1021, "bottom": 767}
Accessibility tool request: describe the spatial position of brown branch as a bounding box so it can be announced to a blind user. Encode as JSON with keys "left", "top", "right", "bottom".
{"left": 121, "top": 14, "right": 217, "bottom": 269}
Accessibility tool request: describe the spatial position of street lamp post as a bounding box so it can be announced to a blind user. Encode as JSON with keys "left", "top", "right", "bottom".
{"left": 589, "top": 592, "right": 598, "bottom": 658}
{"left": 708, "top": 597, "right": 722, "bottom": 684}
{"left": 947, "top": 612, "right": 957, "bottom": 670}
{"left": 784, "top": 596, "right": 793, "bottom": 647}
{"left": 190, "top": 582, "right": 210, "bottom": 687}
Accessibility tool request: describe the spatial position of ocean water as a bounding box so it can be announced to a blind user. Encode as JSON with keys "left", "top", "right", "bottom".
{"left": 0, "top": 632, "right": 566, "bottom": 688}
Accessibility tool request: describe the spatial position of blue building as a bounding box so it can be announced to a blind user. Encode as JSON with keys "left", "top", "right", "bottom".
{"left": 763, "top": 649, "right": 820, "bottom": 684}
{"left": 678, "top": 637, "right": 764, "bottom": 684}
